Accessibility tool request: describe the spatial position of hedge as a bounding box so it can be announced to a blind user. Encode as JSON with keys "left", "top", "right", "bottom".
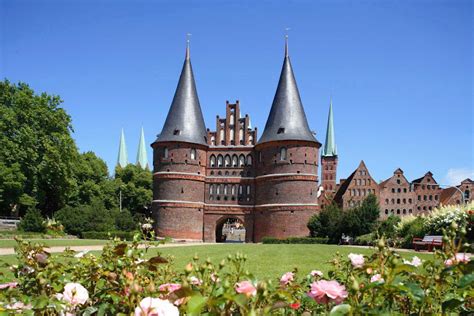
{"left": 81, "top": 231, "right": 139, "bottom": 241}
{"left": 261, "top": 236, "right": 329, "bottom": 244}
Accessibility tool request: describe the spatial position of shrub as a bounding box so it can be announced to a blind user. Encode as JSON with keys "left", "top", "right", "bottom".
{"left": 1, "top": 222, "right": 472, "bottom": 314}
{"left": 424, "top": 202, "right": 473, "bottom": 240}
{"left": 114, "top": 209, "right": 137, "bottom": 231}
{"left": 17, "top": 208, "right": 45, "bottom": 233}
{"left": 261, "top": 237, "right": 329, "bottom": 244}
{"left": 395, "top": 216, "right": 427, "bottom": 248}
{"left": 81, "top": 231, "right": 138, "bottom": 240}
{"left": 354, "top": 233, "right": 375, "bottom": 246}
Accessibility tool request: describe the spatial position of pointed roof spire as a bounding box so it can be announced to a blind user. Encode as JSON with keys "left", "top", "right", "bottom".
{"left": 322, "top": 97, "right": 337, "bottom": 157}
{"left": 136, "top": 127, "right": 149, "bottom": 169}
{"left": 258, "top": 35, "right": 317, "bottom": 144}
{"left": 154, "top": 35, "right": 207, "bottom": 146}
{"left": 117, "top": 128, "right": 128, "bottom": 168}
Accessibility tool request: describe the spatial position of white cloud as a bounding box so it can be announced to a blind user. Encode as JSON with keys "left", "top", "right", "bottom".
{"left": 443, "top": 168, "right": 474, "bottom": 186}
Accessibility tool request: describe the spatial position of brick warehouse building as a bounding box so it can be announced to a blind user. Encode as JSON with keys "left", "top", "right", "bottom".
{"left": 151, "top": 40, "right": 326, "bottom": 242}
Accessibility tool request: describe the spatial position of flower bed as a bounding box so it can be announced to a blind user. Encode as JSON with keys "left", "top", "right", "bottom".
{"left": 0, "top": 225, "right": 473, "bottom": 315}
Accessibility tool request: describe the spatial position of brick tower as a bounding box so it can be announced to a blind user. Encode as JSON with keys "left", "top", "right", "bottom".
{"left": 321, "top": 98, "right": 338, "bottom": 193}
{"left": 151, "top": 42, "right": 208, "bottom": 240}
{"left": 254, "top": 38, "right": 321, "bottom": 242}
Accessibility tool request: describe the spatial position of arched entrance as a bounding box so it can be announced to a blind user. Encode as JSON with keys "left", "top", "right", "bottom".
{"left": 216, "top": 217, "right": 246, "bottom": 243}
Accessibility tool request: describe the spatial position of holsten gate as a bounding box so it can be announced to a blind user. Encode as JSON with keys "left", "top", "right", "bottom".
{"left": 151, "top": 40, "right": 330, "bottom": 242}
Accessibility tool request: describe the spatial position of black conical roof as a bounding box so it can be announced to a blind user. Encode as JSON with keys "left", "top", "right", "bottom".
{"left": 154, "top": 44, "right": 208, "bottom": 146}
{"left": 258, "top": 42, "right": 317, "bottom": 144}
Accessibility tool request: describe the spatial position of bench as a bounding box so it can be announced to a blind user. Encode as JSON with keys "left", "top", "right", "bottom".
{"left": 412, "top": 235, "right": 443, "bottom": 252}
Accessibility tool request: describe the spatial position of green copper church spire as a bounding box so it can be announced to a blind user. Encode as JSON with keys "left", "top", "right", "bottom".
{"left": 117, "top": 128, "right": 128, "bottom": 168}
{"left": 322, "top": 98, "right": 337, "bottom": 157}
{"left": 136, "top": 127, "right": 149, "bottom": 169}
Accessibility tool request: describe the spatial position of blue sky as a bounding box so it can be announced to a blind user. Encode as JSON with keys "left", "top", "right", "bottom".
{"left": 1, "top": 0, "right": 472, "bottom": 185}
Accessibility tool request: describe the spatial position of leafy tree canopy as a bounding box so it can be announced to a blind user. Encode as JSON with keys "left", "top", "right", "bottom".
{"left": 0, "top": 80, "right": 78, "bottom": 216}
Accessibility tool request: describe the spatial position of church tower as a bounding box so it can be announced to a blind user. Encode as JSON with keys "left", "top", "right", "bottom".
{"left": 136, "top": 127, "right": 149, "bottom": 170}
{"left": 151, "top": 41, "right": 208, "bottom": 240}
{"left": 117, "top": 128, "right": 128, "bottom": 168}
{"left": 321, "top": 98, "right": 338, "bottom": 193}
{"left": 254, "top": 37, "right": 321, "bottom": 242}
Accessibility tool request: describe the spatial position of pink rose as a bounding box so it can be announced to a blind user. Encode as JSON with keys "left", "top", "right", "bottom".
{"left": 280, "top": 272, "right": 294, "bottom": 286}
{"left": 210, "top": 273, "right": 220, "bottom": 283}
{"left": 0, "top": 282, "right": 18, "bottom": 290}
{"left": 307, "top": 280, "right": 348, "bottom": 305}
{"left": 310, "top": 270, "right": 323, "bottom": 277}
{"left": 348, "top": 253, "right": 365, "bottom": 268}
{"left": 159, "top": 283, "right": 181, "bottom": 293}
{"left": 403, "top": 256, "right": 422, "bottom": 267}
{"left": 5, "top": 301, "right": 32, "bottom": 311}
{"left": 235, "top": 280, "right": 257, "bottom": 297}
{"left": 445, "top": 253, "right": 471, "bottom": 266}
{"left": 134, "top": 297, "right": 179, "bottom": 316}
{"left": 189, "top": 276, "right": 202, "bottom": 286}
{"left": 62, "top": 283, "right": 89, "bottom": 306}
{"left": 370, "top": 274, "right": 384, "bottom": 283}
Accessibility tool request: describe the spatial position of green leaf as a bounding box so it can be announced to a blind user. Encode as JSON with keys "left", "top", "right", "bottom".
{"left": 186, "top": 294, "right": 207, "bottom": 316}
{"left": 442, "top": 298, "right": 464, "bottom": 311}
{"left": 82, "top": 307, "right": 98, "bottom": 316}
{"left": 330, "top": 304, "right": 352, "bottom": 316}
{"left": 458, "top": 273, "right": 474, "bottom": 288}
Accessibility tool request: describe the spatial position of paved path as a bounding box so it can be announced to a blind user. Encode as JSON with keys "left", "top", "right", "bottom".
{"left": 0, "top": 242, "right": 216, "bottom": 256}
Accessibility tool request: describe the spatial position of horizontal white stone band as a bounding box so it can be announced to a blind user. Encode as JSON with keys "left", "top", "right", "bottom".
{"left": 152, "top": 200, "right": 318, "bottom": 207}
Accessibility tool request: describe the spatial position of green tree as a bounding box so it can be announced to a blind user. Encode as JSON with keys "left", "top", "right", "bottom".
{"left": 114, "top": 164, "right": 152, "bottom": 215}
{"left": 18, "top": 208, "right": 46, "bottom": 233}
{"left": 308, "top": 203, "right": 344, "bottom": 242}
{"left": 0, "top": 80, "right": 78, "bottom": 216}
{"left": 354, "top": 193, "right": 380, "bottom": 234}
{"left": 69, "top": 151, "right": 118, "bottom": 209}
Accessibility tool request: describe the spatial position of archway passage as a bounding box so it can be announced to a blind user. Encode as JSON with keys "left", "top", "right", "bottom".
{"left": 216, "top": 217, "right": 246, "bottom": 243}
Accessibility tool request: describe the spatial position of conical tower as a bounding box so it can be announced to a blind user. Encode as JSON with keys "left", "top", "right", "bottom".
{"left": 151, "top": 39, "right": 207, "bottom": 241}
{"left": 136, "top": 127, "right": 149, "bottom": 169}
{"left": 254, "top": 37, "right": 321, "bottom": 242}
{"left": 117, "top": 129, "right": 128, "bottom": 168}
{"left": 321, "top": 98, "right": 338, "bottom": 195}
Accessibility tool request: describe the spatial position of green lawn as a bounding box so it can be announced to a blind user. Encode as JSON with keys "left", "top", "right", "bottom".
{"left": 0, "top": 239, "right": 108, "bottom": 248}
{"left": 0, "top": 243, "right": 433, "bottom": 281}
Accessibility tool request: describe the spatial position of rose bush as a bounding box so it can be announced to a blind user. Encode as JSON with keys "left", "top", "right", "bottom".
{"left": 0, "top": 223, "right": 473, "bottom": 315}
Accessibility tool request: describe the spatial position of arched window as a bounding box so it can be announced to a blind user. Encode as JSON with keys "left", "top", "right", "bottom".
{"left": 211, "top": 135, "right": 216, "bottom": 145}
{"left": 230, "top": 113, "right": 234, "bottom": 124}
{"left": 280, "top": 147, "right": 287, "bottom": 160}
{"left": 209, "top": 185, "right": 214, "bottom": 194}
{"left": 246, "top": 155, "right": 252, "bottom": 166}
{"left": 216, "top": 185, "right": 221, "bottom": 194}
{"left": 239, "top": 185, "right": 243, "bottom": 195}
{"left": 247, "top": 185, "right": 251, "bottom": 195}
{"left": 225, "top": 155, "right": 231, "bottom": 167}
{"left": 210, "top": 155, "right": 216, "bottom": 167}
{"left": 231, "top": 185, "right": 236, "bottom": 195}
{"left": 464, "top": 190, "right": 470, "bottom": 200}
{"left": 229, "top": 129, "right": 234, "bottom": 142}
{"left": 239, "top": 129, "right": 244, "bottom": 142}
{"left": 190, "top": 148, "right": 196, "bottom": 160}
{"left": 163, "top": 147, "right": 169, "bottom": 158}
{"left": 232, "top": 155, "right": 238, "bottom": 167}
{"left": 239, "top": 154, "right": 245, "bottom": 167}
{"left": 224, "top": 185, "right": 228, "bottom": 195}
{"left": 217, "top": 155, "right": 223, "bottom": 167}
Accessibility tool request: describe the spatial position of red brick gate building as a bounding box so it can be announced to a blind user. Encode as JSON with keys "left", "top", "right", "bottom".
{"left": 151, "top": 41, "right": 324, "bottom": 242}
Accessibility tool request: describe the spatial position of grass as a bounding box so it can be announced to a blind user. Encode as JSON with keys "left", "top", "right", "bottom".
{"left": 0, "top": 239, "right": 109, "bottom": 248}
{"left": 0, "top": 243, "right": 433, "bottom": 281}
